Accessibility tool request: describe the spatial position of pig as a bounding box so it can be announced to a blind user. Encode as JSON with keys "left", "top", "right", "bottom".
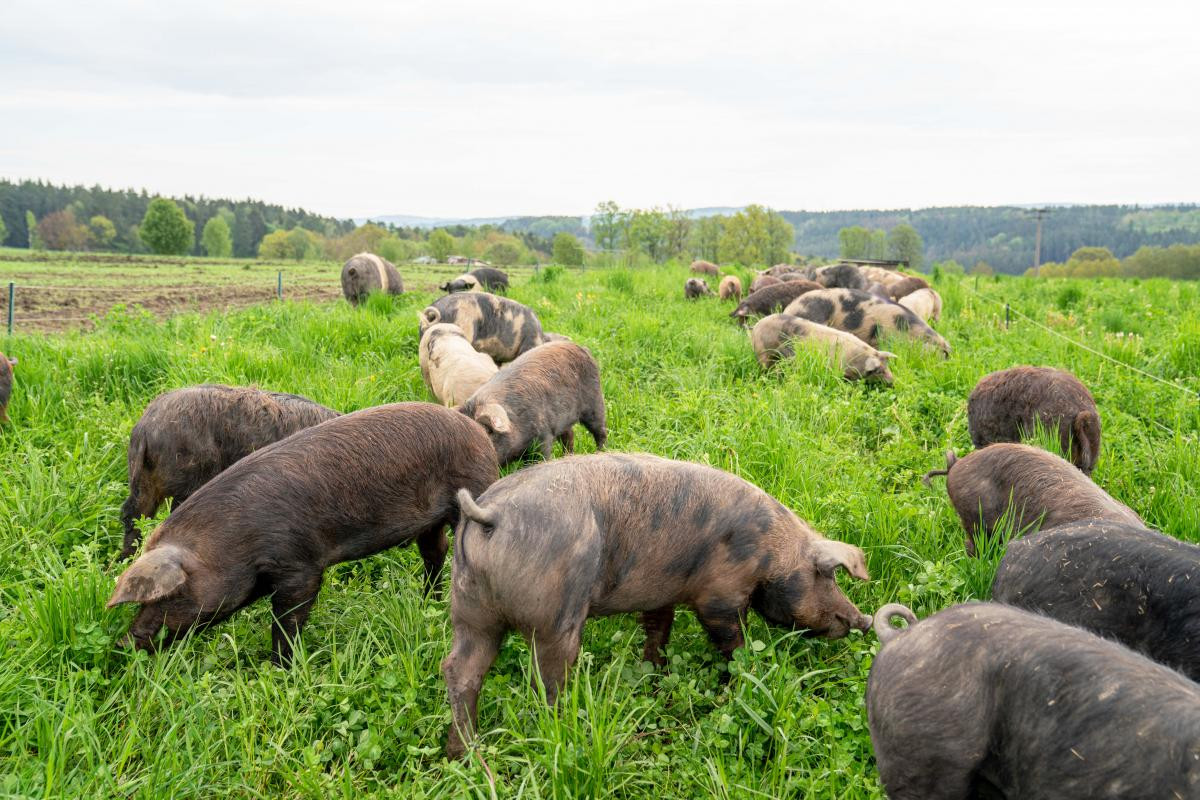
{"left": 922, "top": 444, "right": 1142, "bottom": 556}
{"left": 868, "top": 601, "right": 1200, "bottom": 800}
{"left": 968, "top": 366, "right": 1101, "bottom": 474}
{"left": 442, "top": 453, "right": 872, "bottom": 758}
{"left": 729, "top": 280, "right": 823, "bottom": 326}
{"left": 992, "top": 520, "right": 1200, "bottom": 680}
{"left": 467, "top": 267, "right": 510, "bottom": 292}
{"left": 749, "top": 274, "right": 782, "bottom": 293}
{"left": 108, "top": 403, "right": 499, "bottom": 665}
{"left": 684, "top": 278, "right": 713, "bottom": 299}
{"left": 897, "top": 287, "right": 942, "bottom": 322}
{"left": 690, "top": 260, "right": 719, "bottom": 275}
{"left": 778, "top": 272, "right": 815, "bottom": 283}
{"left": 341, "top": 252, "right": 404, "bottom": 305}
{"left": 419, "top": 293, "right": 545, "bottom": 363}
{"left": 119, "top": 385, "right": 340, "bottom": 559}
{"left": 419, "top": 323, "right": 499, "bottom": 407}
{"left": 439, "top": 273, "right": 481, "bottom": 293}
{"left": 783, "top": 288, "right": 950, "bottom": 357}
{"left": 886, "top": 275, "right": 931, "bottom": 300}
{"left": 813, "top": 264, "right": 868, "bottom": 291}
{"left": 718, "top": 275, "right": 743, "bottom": 302}
{"left": 764, "top": 264, "right": 801, "bottom": 277}
{"left": 541, "top": 331, "right": 572, "bottom": 343}
{"left": 458, "top": 340, "right": 606, "bottom": 465}
{"left": 751, "top": 314, "right": 896, "bottom": 383}
{"left": 866, "top": 282, "right": 891, "bottom": 300}
{"left": 859, "top": 266, "right": 906, "bottom": 288}
{"left": 0, "top": 352, "right": 15, "bottom": 423}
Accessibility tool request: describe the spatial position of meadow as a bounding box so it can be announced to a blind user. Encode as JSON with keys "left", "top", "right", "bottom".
{"left": 0, "top": 261, "right": 1198, "bottom": 798}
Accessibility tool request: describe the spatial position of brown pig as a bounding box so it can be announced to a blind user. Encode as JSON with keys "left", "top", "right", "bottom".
{"left": 729, "top": 280, "right": 822, "bottom": 326}
{"left": 119, "top": 385, "right": 339, "bottom": 558}
{"left": 749, "top": 274, "right": 782, "bottom": 293}
{"left": 341, "top": 252, "right": 404, "bottom": 305}
{"left": 886, "top": 275, "right": 930, "bottom": 300}
{"left": 108, "top": 403, "right": 499, "bottom": 665}
{"left": 0, "top": 352, "right": 15, "bottom": 423}
{"left": 690, "top": 260, "right": 719, "bottom": 275}
{"left": 922, "top": 443, "right": 1141, "bottom": 555}
{"left": 718, "top": 275, "right": 743, "bottom": 301}
{"left": 684, "top": 278, "right": 713, "bottom": 299}
{"left": 442, "top": 453, "right": 871, "bottom": 758}
{"left": 419, "top": 293, "right": 545, "bottom": 363}
{"left": 458, "top": 341, "right": 606, "bottom": 465}
{"left": 968, "top": 366, "right": 1101, "bottom": 474}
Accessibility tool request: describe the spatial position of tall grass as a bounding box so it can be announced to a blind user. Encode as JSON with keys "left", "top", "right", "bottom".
{"left": 0, "top": 265, "right": 1196, "bottom": 796}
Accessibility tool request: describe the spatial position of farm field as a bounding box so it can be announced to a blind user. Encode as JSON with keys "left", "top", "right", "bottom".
{"left": 0, "top": 250, "right": 538, "bottom": 333}
{"left": 1, "top": 264, "right": 1198, "bottom": 798}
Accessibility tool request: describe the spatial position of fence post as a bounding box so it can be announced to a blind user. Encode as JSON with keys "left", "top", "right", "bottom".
{"left": 1005, "top": 303, "right": 1010, "bottom": 329}
{"left": 277, "top": 271, "right": 283, "bottom": 301}
{"left": 6, "top": 282, "right": 12, "bottom": 335}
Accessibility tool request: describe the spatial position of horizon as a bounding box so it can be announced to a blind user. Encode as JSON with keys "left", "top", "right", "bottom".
{"left": 3, "top": 1, "right": 1198, "bottom": 219}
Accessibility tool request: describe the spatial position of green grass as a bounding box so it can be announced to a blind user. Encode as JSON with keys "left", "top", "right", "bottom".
{"left": 0, "top": 265, "right": 1197, "bottom": 797}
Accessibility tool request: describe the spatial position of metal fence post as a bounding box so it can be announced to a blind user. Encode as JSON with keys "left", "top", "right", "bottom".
{"left": 6, "top": 282, "right": 12, "bottom": 335}
{"left": 1005, "top": 303, "right": 1010, "bottom": 329}
{"left": 277, "top": 271, "right": 283, "bottom": 300}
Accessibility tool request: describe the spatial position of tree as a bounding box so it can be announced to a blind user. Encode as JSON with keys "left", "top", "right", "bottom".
{"left": 140, "top": 198, "right": 194, "bottom": 255}
{"left": 201, "top": 216, "right": 233, "bottom": 257}
{"left": 89, "top": 215, "right": 117, "bottom": 249}
{"left": 0, "top": 213, "right": 7, "bottom": 247}
{"left": 839, "top": 226, "right": 871, "bottom": 258}
{"left": 286, "top": 227, "right": 316, "bottom": 260}
{"left": 26, "top": 211, "right": 43, "bottom": 249}
{"left": 718, "top": 205, "right": 794, "bottom": 266}
{"left": 552, "top": 233, "right": 584, "bottom": 266}
{"left": 37, "top": 209, "right": 90, "bottom": 251}
{"left": 1063, "top": 246, "right": 1120, "bottom": 278}
{"left": 664, "top": 206, "right": 692, "bottom": 261}
{"left": 887, "top": 223, "right": 924, "bottom": 269}
{"left": 592, "top": 200, "right": 621, "bottom": 252}
{"left": 486, "top": 241, "right": 523, "bottom": 266}
{"left": 624, "top": 208, "right": 670, "bottom": 262}
{"left": 428, "top": 229, "right": 455, "bottom": 262}
{"left": 690, "top": 216, "right": 723, "bottom": 262}
{"left": 257, "top": 230, "right": 292, "bottom": 259}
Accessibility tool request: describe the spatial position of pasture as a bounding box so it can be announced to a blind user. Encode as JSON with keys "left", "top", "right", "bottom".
{"left": 1, "top": 261, "right": 1198, "bottom": 797}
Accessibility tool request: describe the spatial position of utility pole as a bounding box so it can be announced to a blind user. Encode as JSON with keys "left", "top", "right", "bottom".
{"left": 1026, "top": 208, "right": 1050, "bottom": 276}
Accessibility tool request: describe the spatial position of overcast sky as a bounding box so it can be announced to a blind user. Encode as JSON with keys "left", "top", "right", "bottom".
{"left": 2, "top": 1, "right": 1197, "bottom": 219}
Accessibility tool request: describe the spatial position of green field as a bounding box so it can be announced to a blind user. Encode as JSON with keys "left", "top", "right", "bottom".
{"left": 1, "top": 264, "right": 1198, "bottom": 797}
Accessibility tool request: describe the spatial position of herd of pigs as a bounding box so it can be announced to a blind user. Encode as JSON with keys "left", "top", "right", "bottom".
{"left": 1, "top": 251, "right": 1196, "bottom": 797}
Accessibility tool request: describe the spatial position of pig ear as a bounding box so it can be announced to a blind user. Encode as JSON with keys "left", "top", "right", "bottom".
{"left": 7, "top": 357, "right": 15, "bottom": 366}
{"left": 812, "top": 539, "right": 869, "bottom": 581}
{"left": 107, "top": 548, "right": 187, "bottom": 608}
{"left": 877, "top": 351, "right": 897, "bottom": 361}
{"left": 476, "top": 403, "right": 511, "bottom": 434}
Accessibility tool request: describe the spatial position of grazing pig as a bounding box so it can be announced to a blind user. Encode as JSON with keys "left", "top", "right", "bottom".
{"left": 813, "top": 264, "right": 868, "bottom": 291}
{"left": 886, "top": 275, "right": 930, "bottom": 300}
{"left": 859, "top": 266, "right": 906, "bottom": 288}
{"left": 0, "top": 352, "right": 15, "bottom": 423}
{"left": 784, "top": 288, "right": 950, "bottom": 357}
{"left": 992, "top": 521, "right": 1200, "bottom": 680}
{"left": 749, "top": 274, "right": 782, "bottom": 293}
{"left": 458, "top": 341, "right": 606, "bottom": 465}
{"left": 442, "top": 453, "right": 871, "bottom": 757}
{"left": 729, "top": 280, "right": 822, "bottom": 326}
{"left": 751, "top": 314, "right": 896, "bottom": 383}
{"left": 419, "top": 293, "right": 545, "bottom": 363}
{"left": 718, "top": 275, "right": 742, "bottom": 301}
{"left": 866, "top": 282, "right": 891, "bottom": 300}
{"left": 541, "top": 331, "right": 572, "bottom": 343}
{"left": 439, "top": 273, "right": 481, "bottom": 293}
{"left": 897, "top": 287, "right": 942, "bottom": 322}
{"left": 922, "top": 444, "right": 1141, "bottom": 555}
{"left": 119, "top": 385, "right": 339, "bottom": 559}
{"left": 341, "top": 252, "right": 404, "bottom": 305}
{"left": 690, "top": 260, "right": 719, "bottom": 275}
{"left": 968, "top": 366, "right": 1101, "bottom": 474}
{"left": 764, "top": 264, "right": 800, "bottom": 277}
{"left": 419, "top": 323, "right": 499, "bottom": 407}
{"left": 108, "top": 403, "right": 499, "bottom": 665}
{"left": 868, "top": 601, "right": 1200, "bottom": 800}
{"left": 684, "top": 278, "right": 713, "bottom": 299}
{"left": 468, "top": 267, "right": 509, "bottom": 292}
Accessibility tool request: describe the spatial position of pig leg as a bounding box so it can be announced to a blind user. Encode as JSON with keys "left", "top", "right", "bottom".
{"left": 640, "top": 605, "right": 675, "bottom": 666}
{"left": 531, "top": 625, "right": 584, "bottom": 706}
{"left": 416, "top": 525, "right": 450, "bottom": 597}
{"left": 581, "top": 408, "right": 607, "bottom": 451}
{"left": 269, "top": 569, "right": 323, "bottom": 667}
{"left": 443, "top": 620, "right": 504, "bottom": 759}
{"left": 118, "top": 485, "right": 163, "bottom": 559}
{"left": 695, "top": 597, "right": 746, "bottom": 662}
{"left": 540, "top": 434, "right": 557, "bottom": 461}
{"left": 557, "top": 427, "right": 575, "bottom": 454}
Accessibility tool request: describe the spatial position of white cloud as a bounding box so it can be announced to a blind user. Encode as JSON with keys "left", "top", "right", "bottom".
{"left": 1, "top": 0, "right": 1197, "bottom": 217}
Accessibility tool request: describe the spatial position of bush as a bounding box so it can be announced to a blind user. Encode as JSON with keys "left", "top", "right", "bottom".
{"left": 1055, "top": 285, "right": 1084, "bottom": 309}
{"left": 139, "top": 198, "right": 195, "bottom": 255}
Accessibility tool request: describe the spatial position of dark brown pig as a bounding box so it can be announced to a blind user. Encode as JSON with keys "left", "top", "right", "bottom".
{"left": 922, "top": 443, "right": 1141, "bottom": 555}
{"left": 468, "top": 267, "right": 509, "bottom": 292}
{"left": 442, "top": 453, "right": 871, "bottom": 757}
{"left": 729, "top": 280, "right": 822, "bottom": 326}
{"left": 749, "top": 274, "right": 782, "bottom": 293}
{"left": 968, "top": 366, "right": 1101, "bottom": 474}
{"left": 886, "top": 275, "right": 930, "bottom": 300}
{"left": 341, "top": 252, "right": 404, "bottom": 305}
{"left": 108, "top": 403, "right": 499, "bottom": 665}
{"left": 684, "top": 278, "right": 713, "bottom": 299}
{"left": 119, "top": 385, "right": 340, "bottom": 558}
{"left": 419, "top": 293, "right": 545, "bottom": 363}
{"left": 458, "top": 341, "right": 606, "bottom": 465}
{"left": 783, "top": 288, "right": 950, "bottom": 356}
{"left": 813, "top": 264, "right": 868, "bottom": 291}
{"left": 868, "top": 602, "right": 1200, "bottom": 800}
{"left": 0, "top": 352, "right": 15, "bottom": 423}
